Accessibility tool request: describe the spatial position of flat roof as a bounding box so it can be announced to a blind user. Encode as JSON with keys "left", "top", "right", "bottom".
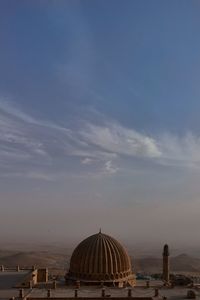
{"left": 0, "top": 271, "right": 31, "bottom": 289}
{"left": 0, "top": 279, "right": 199, "bottom": 299}
{"left": 27, "top": 286, "right": 200, "bottom": 299}
{"left": 0, "top": 288, "right": 23, "bottom": 299}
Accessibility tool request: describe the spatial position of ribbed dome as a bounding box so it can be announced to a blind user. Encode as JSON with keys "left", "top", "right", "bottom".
{"left": 68, "top": 231, "right": 135, "bottom": 285}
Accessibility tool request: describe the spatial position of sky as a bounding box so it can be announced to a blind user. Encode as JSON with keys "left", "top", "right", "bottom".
{"left": 1, "top": 0, "right": 200, "bottom": 248}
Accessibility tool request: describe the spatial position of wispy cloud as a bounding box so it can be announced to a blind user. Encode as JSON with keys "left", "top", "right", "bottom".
{"left": 158, "top": 132, "right": 200, "bottom": 168}
{"left": 78, "top": 122, "right": 200, "bottom": 169}
{"left": 0, "top": 97, "right": 38, "bottom": 124}
{"left": 79, "top": 122, "right": 161, "bottom": 158}
{"left": 1, "top": 96, "right": 200, "bottom": 180}
{"left": 103, "top": 160, "right": 118, "bottom": 174}
{"left": 0, "top": 170, "right": 56, "bottom": 181}
{"left": 81, "top": 157, "right": 94, "bottom": 165}
{"left": 0, "top": 116, "right": 47, "bottom": 165}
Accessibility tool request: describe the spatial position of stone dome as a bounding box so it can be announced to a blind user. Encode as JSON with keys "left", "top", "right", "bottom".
{"left": 67, "top": 231, "right": 135, "bottom": 286}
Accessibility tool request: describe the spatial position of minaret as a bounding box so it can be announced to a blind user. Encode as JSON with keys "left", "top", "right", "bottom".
{"left": 162, "top": 244, "right": 170, "bottom": 283}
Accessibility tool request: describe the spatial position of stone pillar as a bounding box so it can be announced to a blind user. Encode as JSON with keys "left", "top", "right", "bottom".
{"left": 19, "top": 289, "right": 24, "bottom": 298}
{"left": 128, "top": 288, "right": 132, "bottom": 297}
{"left": 146, "top": 280, "right": 150, "bottom": 288}
{"left": 47, "top": 289, "right": 51, "bottom": 298}
{"left": 29, "top": 281, "right": 33, "bottom": 289}
{"left": 101, "top": 288, "right": 105, "bottom": 297}
{"left": 16, "top": 265, "right": 20, "bottom": 272}
{"left": 154, "top": 288, "right": 159, "bottom": 297}
{"left": 75, "top": 280, "right": 80, "bottom": 289}
{"left": 32, "top": 265, "right": 36, "bottom": 271}
{"left": 0, "top": 265, "right": 4, "bottom": 272}
{"left": 74, "top": 289, "right": 78, "bottom": 298}
{"left": 45, "top": 268, "right": 49, "bottom": 282}
{"left": 52, "top": 281, "right": 57, "bottom": 289}
{"left": 163, "top": 244, "right": 170, "bottom": 283}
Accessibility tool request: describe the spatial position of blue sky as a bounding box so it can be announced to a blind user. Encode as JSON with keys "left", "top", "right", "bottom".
{"left": 1, "top": 1, "right": 200, "bottom": 245}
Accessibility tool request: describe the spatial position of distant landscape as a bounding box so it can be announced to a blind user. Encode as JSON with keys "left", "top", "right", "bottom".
{"left": 1, "top": 244, "right": 200, "bottom": 276}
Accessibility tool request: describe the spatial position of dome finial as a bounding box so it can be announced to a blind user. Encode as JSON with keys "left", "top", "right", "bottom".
{"left": 99, "top": 228, "right": 101, "bottom": 234}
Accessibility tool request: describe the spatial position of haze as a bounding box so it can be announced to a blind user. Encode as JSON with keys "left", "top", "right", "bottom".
{"left": 0, "top": 1, "right": 200, "bottom": 249}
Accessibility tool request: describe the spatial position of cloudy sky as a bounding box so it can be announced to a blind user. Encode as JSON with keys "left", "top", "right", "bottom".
{"left": 1, "top": 1, "right": 200, "bottom": 247}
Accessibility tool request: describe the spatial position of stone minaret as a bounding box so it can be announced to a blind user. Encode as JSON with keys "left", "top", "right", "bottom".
{"left": 162, "top": 244, "right": 170, "bottom": 283}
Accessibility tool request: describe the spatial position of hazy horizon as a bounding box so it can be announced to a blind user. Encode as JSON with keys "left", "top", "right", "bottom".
{"left": 1, "top": 1, "right": 200, "bottom": 248}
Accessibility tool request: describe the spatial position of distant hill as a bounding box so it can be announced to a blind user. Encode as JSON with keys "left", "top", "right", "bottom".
{"left": 133, "top": 256, "right": 162, "bottom": 274}
{"left": 0, "top": 249, "right": 200, "bottom": 276}
{"left": 0, "top": 251, "right": 69, "bottom": 274}
{"left": 171, "top": 254, "right": 200, "bottom": 273}
{"left": 132, "top": 253, "right": 200, "bottom": 275}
